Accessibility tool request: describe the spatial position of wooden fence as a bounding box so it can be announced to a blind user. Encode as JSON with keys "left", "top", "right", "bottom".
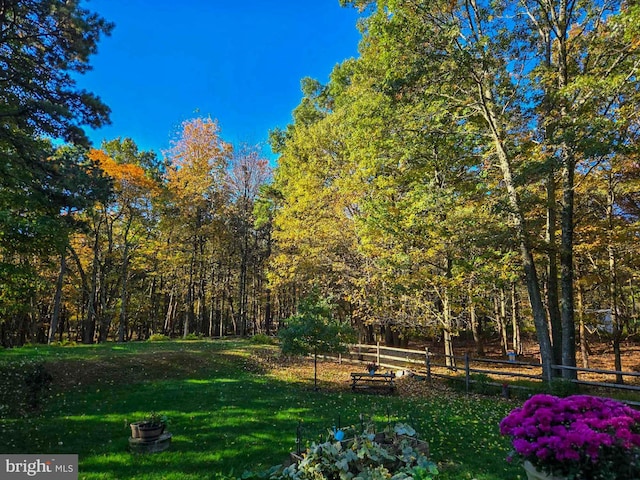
{"left": 327, "top": 343, "right": 640, "bottom": 402}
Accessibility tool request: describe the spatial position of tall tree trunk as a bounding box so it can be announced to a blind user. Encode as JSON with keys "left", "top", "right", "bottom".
{"left": 443, "top": 291, "right": 455, "bottom": 369}
{"left": 559, "top": 152, "right": 577, "bottom": 379}
{"left": 239, "top": 226, "right": 249, "bottom": 336}
{"left": 546, "top": 173, "right": 563, "bottom": 369}
{"left": 494, "top": 293, "right": 508, "bottom": 355}
{"left": 196, "top": 236, "right": 206, "bottom": 335}
{"left": 117, "top": 220, "right": 132, "bottom": 343}
{"left": 630, "top": 279, "right": 638, "bottom": 336}
{"left": 442, "top": 256, "right": 455, "bottom": 368}
{"left": 184, "top": 249, "right": 196, "bottom": 338}
{"left": 576, "top": 278, "right": 589, "bottom": 368}
{"left": 607, "top": 173, "right": 624, "bottom": 384}
{"left": 164, "top": 287, "right": 175, "bottom": 334}
{"left": 553, "top": 1, "right": 577, "bottom": 380}
{"left": 83, "top": 233, "right": 100, "bottom": 344}
{"left": 482, "top": 101, "right": 554, "bottom": 380}
{"left": 511, "top": 283, "right": 522, "bottom": 356}
{"left": 469, "top": 293, "right": 484, "bottom": 356}
{"left": 48, "top": 249, "right": 66, "bottom": 344}
{"left": 537, "top": 22, "right": 564, "bottom": 373}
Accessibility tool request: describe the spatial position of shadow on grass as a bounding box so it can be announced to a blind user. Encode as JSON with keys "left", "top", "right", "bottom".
{"left": 0, "top": 341, "right": 523, "bottom": 480}
{"left": 3, "top": 374, "right": 358, "bottom": 479}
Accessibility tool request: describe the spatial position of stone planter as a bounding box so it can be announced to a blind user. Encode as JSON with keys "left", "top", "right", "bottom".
{"left": 129, "top": 432, "right": 172, "bottom": 454}
{"left": 523, "top": 461, "right": 567, "bottom": 480}
{"left": 130, "top": 421, "right": 165, "bottom": 441}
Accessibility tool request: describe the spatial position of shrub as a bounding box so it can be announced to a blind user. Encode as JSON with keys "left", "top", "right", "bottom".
{"left": 183, "top": 333, "right": 203, "bottom": 341}
{"left": 547, "top": 377, "right": 580, "bottom": 397}
{"left": 250, "top": 333, "right": 278, "bottom": 345}
{"left": 148, "top": 334, "right": 170, "bottom": 342}
{"left": 469, "top": 373, "right": 500, "bottom": 395}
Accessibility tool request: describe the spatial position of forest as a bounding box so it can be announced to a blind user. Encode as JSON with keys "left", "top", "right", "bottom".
{"left": 1, "top": 0, "right": 640, "bottom": 382}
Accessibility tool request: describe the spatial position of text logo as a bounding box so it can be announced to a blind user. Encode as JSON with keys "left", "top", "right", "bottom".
{"left": 1, "top": 455, "right": 77, "bottom": 479}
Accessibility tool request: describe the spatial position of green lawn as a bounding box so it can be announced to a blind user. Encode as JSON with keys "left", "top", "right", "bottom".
{"left": 0, "top": 340, "right": 524, "bottom": 479}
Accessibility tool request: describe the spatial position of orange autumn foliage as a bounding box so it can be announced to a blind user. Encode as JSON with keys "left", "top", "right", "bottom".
{"left": 89, "top": 148, "right": 159, "bottom": 196}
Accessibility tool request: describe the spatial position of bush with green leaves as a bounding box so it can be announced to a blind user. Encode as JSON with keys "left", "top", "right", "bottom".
{"left": 250, "top": 333, "right": 279, "bottom": 345}
{"left": 183, "top": 333, "right": 204, "bottom": 341}
{"left": 148, "top": 334, "right": 170, "bottom": 342}
{"left": 547, "top": 377, "right": 581, "bottom": 397}
{"left": 279, "top": 290, "right": 355, "bottom": 389}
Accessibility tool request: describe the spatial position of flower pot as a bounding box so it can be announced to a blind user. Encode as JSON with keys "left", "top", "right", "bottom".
{"left": 131, "top": 421, "right": 164, "bottom": 441}
{"left": 523, "top": 461, "right": 567, "bottom": 480}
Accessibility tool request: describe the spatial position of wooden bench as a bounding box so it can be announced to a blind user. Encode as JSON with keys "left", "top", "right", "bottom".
{"left": 350, "top": 372, "right": 396, "bottom": 393}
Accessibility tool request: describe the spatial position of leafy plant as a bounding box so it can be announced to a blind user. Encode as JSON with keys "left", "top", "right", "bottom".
{"left": 393, "top": 423, "right": 416, "bottom": 437}
{"left": 366, "top": 362, "right": 379, "bottom": 373}
{"left": 244, "top": 423, "right": 437, "bottom": 480}
{"left": 145, "top": 412, "right": 167, "bottom": 426}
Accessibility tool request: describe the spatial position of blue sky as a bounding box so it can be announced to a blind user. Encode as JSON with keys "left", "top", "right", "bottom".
{"left": 78, "top": 0, "right": 364, "bottom": 160}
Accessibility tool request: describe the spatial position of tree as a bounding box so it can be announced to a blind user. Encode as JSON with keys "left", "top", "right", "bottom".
{"left": 340, "top": 0, "right": 640, "bottom": 380}
{"left": 0, "top": 0, "right": 112, "bottom": 251}
{"left": 165, "top": 117, "right": 232, "bottom": 338}
{"left": 88, "top": 142, "right": 160, "bottom": 342}
{"left": 279, "top": 291, "right": 355, "bottom": 390}
{"left": 46, "top": 145, "right": 112, "bottom": 344}
{"left": 0, "top": 0, "right": 112, "bottom": 344}
{"left": 227, "top": 145, "right": 271, "bottom": 335}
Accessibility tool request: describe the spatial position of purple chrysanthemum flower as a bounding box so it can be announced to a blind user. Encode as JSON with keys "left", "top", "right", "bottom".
{"left": 501, "top": 394, "right": 640, "bottom": 479}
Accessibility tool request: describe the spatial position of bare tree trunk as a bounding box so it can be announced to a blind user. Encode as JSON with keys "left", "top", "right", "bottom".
{"left": 576, "top": 279, "right": 589, "bottom": 368}
{"left": 494, "top": 293, "right": 508, "bottom": 355}
{"left": 469, "top": 294, "right": 484, "bottom": 356}
{"left": 511, "top": 283, "right": 522, "bottom": 355}
{"left": 546, "top": 173, "right": 563, "bottom": 369}
{"left": 443, "top": 292, "right": 455, "bottom": 369}
{"left": 183, "top": 253, "right": 195, "bottom": 339}
{"left": 559, "top": 151, "right": 577, "bottom": 379}
{"left": 480, "top": 84, "right": 554, "bottom": 381}
{"left": 164, "top": 287, "right": 175, "bottom": 335}
{"left": 48, "top": 249, "right": 66, "bottom": 344}
{"left": 117, "top": 220, "right": 132, "bottom": 343}
{"left": 84, "top": 234, "right": 100, "bottom": 344}
{"left": 630, "top": 279, "right": 638, "bottom": 336}
{"left": 607, "top": 173, "right": 624, "bottom": 384}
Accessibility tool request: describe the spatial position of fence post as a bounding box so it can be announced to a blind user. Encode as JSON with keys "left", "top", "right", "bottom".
{"left": 425, "top": 347, "right": 432, "bottom": 384}
{"left": 376, "top": 341, "right": 381, "bottom": 365}
{"left": 465, "top": 352, "right": 470, "bottom": 394}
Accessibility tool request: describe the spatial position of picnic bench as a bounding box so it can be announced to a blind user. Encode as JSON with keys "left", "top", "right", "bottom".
{"left": 350, "top": 372, "right": 396, "bottom": 393}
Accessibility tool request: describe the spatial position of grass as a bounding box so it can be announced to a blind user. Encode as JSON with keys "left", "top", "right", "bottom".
{"left": 0, "top": 340, "right": 524, "bottom": 479}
